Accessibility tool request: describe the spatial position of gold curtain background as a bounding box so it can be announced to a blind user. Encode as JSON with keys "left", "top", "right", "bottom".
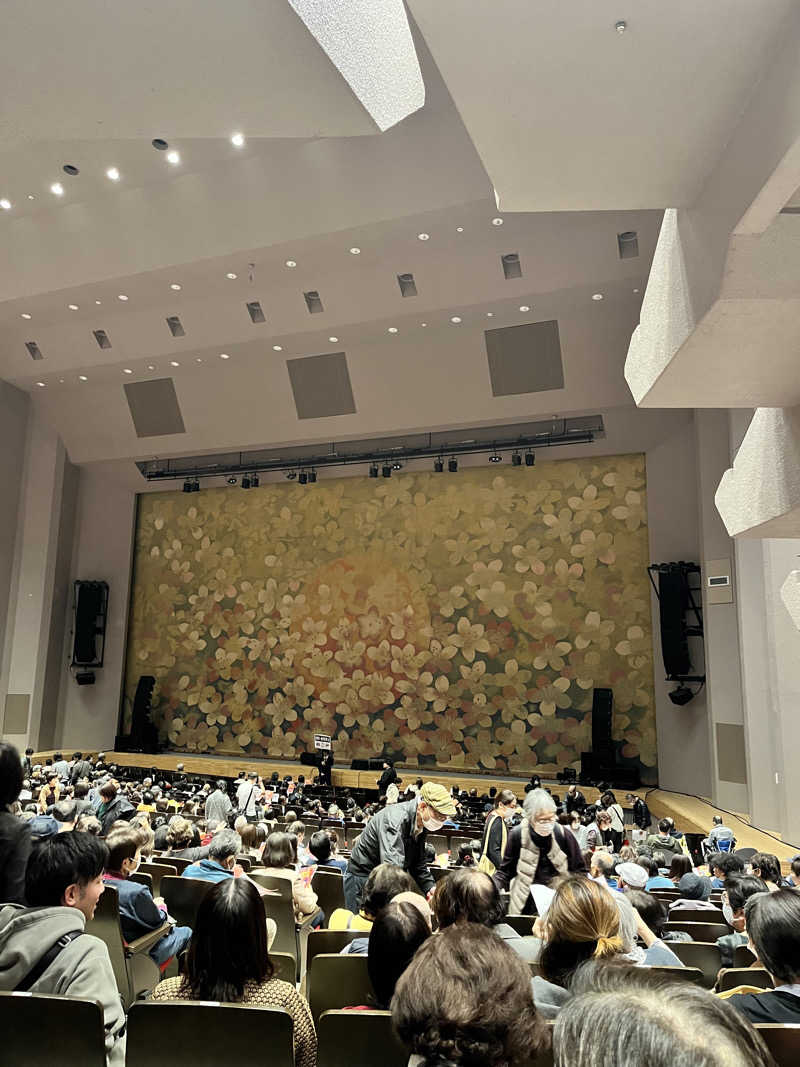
{"left": 125, "top": 452, "right": 657, "bottom": 782}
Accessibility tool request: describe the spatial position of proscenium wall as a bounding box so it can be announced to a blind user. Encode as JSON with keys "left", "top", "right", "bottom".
{"left": 125, "top": 453, "right": 658, "bottom": 781}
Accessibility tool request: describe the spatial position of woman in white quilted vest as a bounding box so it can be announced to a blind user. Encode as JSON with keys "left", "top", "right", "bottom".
{"left": 493, "top": 789, "right": 586, "bottom": 914}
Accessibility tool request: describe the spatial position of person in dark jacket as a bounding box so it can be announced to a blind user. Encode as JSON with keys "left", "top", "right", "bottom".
{"left": 0, "top": 742, "right": 32, "bottom": 905}
{"left": 493, "top": 789, "right": 586, "bottom": 914}
{"left": 726, "top": 888, "right": 800, "bottom": 1022}
{"left": 564, "top": 784, "right": 587, "bottom": 814}
{"left": 70, "top": 752, "right": 93, "bottom": 784}
{"left": 96, "top": 782, "right": 135, "bottom": 835}
{"left": 344, "top": 782, "right": 456, "bottom": 912}
{"left": 318, "top": 751, "right": 334, "bottom": 787}
{"left": 376, "top": 760, "right": 399, "bottom": 796}
{"left": 479, "top": 789, "right": 517, "bottom": 872}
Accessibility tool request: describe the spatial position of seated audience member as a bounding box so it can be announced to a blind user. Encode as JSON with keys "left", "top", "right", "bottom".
{"left": 726, "top": 888, "right": 800, "bottom": 1022}
{"left": 70, "top": 752, "right": 93, "bottom": 784}
{"left": 0, "top": 833, "right": 126, "bottom": 1065}
{"left": 96, "top": 782, "right": 135, "bottom": 835}
{"left": 716, "top": 874, "right": 768, "bottom": 967}
{"left": 595, "top": 811, "right": 614, "bottom": 850}
{"left": 72, "top": 781, "right": 95, "bottom": 818}
{"left": 493, "top": 789, "right": 586, "bottom": 912}
{"left": 645, "top": 819, "right": 682, "bottom": 861}
{"left": 239, "top": 822, "right": 266, "bottom": 861}
{"left": 617, "top": 844, "right": 638, "bottom": 864}
{"left": 103, "top": 826, "right": 191, "bottom": 966}
{"left": 0, "top": 742, "right": 32, "bottom": 905}
{"left": 302, "top": 829, "right": 346, "bottom": 873}
{"left": 589, "top": 850, "right": 616, "bottom": 888}
{"left": 182, "top": 828, "right": 242, "bottom": 883}
{"left": 52, "top": 800, "right": 78, "bottom": 832}
{"left": 393, "top": 923, "right": 549, "bottom": 1067}
{"left": 668, "top": 854, "right": 693, "bottom": 883}
{"left": 260, "top": 832, "right": 319, "bottom": 922}
{"left": 37, "top": 773, "right": 61, "bottom": 813}
{"left": 75, "top": 813, "right": 103, "bottom": 835}
{"left": 288, "top": 820, "right": 309, "bottom": 864}
{"left": 634, "top": 854, "right": 673, "bottom": 890}
{"left": 625, "top": 889, "right": 690, "bottom": 942}
{"left": 709, "top": 852, "right": 746, "bottom": 888}
{"left": 748, "top": 852, "right": 787, "bottom": 891}
{"left": 433, "top": 866, "right": 540, "bottom": 963}
{"left": 616, "top": 862, "right": 648, "bottom": 893}
{"left": 701, "top": 814, "right": 736, "bottom": 859}
{"left": 366, "top": 899, "right": 431, "bottom": 1009}
{"left": 533, "top": 876, "right": 683, "bottom": 1018}
{"left": 329, "top": 862, "right": 417, "bottom": 934}
{"left": 553, "top": 961, "right": 774, "bottom": 1067}
{"left": 152, "top": 877, "right": 316, "bottom": 1066}
{"left": 581, "top": 806, "right": 602, "bottom": 851}
{"left": 788, "top": 857, "right": 800, "bottom": 887}
{"left": 454, "top": 840, "right": 479, "bottom": 867}
{"left": 163, "top": 815, "right": 209, "bottom": 861}
{"left": 669, "top": 872, "right": 717, "bottom": 910}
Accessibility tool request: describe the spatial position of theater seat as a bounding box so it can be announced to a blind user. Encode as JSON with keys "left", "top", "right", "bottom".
{"left": 504, "top": 914, "right": 536, "bottom": 937}
{"left": 667, "top": 941, "right": 723, "bottom": 988}
{"left": 645, "top": 965, "right": 704, "bottom": 985}
{"left": 317, "top": 1009, "right": 407, "bottom": 1067}
{"left": 717, "top": 967, "right": 774, "bottom": 993}
{"left": 270, "top": 951, "right": 297, "bottom": 984}
{"left": 139, "top": 862, "right": 178, "bottom": 896}
{"left": 161, "top": 874, "right": 214, "bottom": 928}
{"left": 754, "top": 1024, "right": 800, "bottom": 1067}
{"left": 90, "top": 883, "right": 164, "bottom": 1009}
{"left": 311, "top": 869, "right": 345, "bottom": 924}
{"left": 0, "top": 991, "right": 106, "bottom": 1065}
{"left": 662, "top": 921, "right": 730, "bottom": 942}
{"left": 126, "top": 1001, "right": 294, "bottom": 1067}
{"left": 306, "top": 954, "right": 375, "bottom": 1023}
{"left": 305, "top": 929, "right": 363, "bottom": 973}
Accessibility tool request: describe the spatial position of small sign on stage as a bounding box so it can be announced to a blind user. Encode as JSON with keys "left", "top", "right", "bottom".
{"left": 314, "top": 734, "right": 332, "bottom": 751}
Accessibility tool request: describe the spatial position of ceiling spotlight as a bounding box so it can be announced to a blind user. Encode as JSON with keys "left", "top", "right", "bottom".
{"left": 486, "top": 312, "right": 494, "bottom": 317}
{"left": 78, "top": 375, "right": 88, "bottom": 381}
{"left": 450, "top": 316, "right": 462, "bottom": 324}
{"left": 417, "top": 233, "right": 430, "bottom": 241}
{"left": 0, "top": 198, "right": 11, "bottom": 210}
{"left": 166, "top": 150, "right": 180, "bottom": 165}
{"left": 272, "top": 345, "right": 283, "bottom": 352}
{"left": 219, "top": 353, "right": 229, "bottom": 360}
{"left": 456, "top": 226, "right": 464, "bottom": 232}
{"left": 170, "top": 283, "right": 181, "bottom": 291}
{"left": 195, "top": 357, "right": 203, "bottom": 363}
{"left": 286, "top": 471, "right": 297, "bottom": 480}
{"left": 241, "top": 474, "right": 252, "bottom": 490}
{"left": 106, "top": 167, "right": 120, "bottom": 181}
{"left": 633, "top": 288, "right": 640, "bottom": 293}
{"left": 328, "top": 336, "right": 339, "bottom": 343}
{"left": 448, "top": 457, "right": 458, "bottom": 473}
{"left": 285, "top": 260, "right": 297, "bottom": 268}
{"left": 36, "top": 381, "right": 45, "bottom": 388}
{"left": 492, "top": 217, "right": 503, "bottom": 226}
{"left": 434, "top": 457, "right": 444, "bottom": 473}
{"left": 387, "top": 327, "right": 398, "bottom": 334}
{"left": 592, "top": 293, "right": 604, "bottom": 301}
{"left": 51, "top": 182, "right": 64, "bottom": 196}
{"left": 369, "top": 464, "right": 379, "bottom": 478}
{"left": 349, "top": 247, "right": 361, "bottom": 255}
{"left": 525, "top": 451, "right": 535, "bottom": 467}
{"left": 519, "top": 305, "right": 530, "bottom": 312}
{"left": 123, "top": 368, "right": 133, "bottom": 375}
{"left": 512, "top": 451, "right": 522, "bottom": 467}
{"left": 299, "top": 471, "right": 308, "bottom": 486}
{"left": 68, "top": 304, "right": 79, "bottom": 310}
{"left": 152, "top": 139, "right": 169, "bottom": 151}
{"left": 489, "top": 452, "right": 502, "bottom": 464}
{"left": 615, "top": 20, "right": 627, "bottom": 34}
{"left": 308, "top": 469, "right": 317, "bottom": 484}
{"left": 251, "top": 473, "right": 259, "bottom": 488}
{"left": 230, "top": 132, "right": 245, "bottom": 147}
{"left": 421, "top": 322, "right": 428, "bottom": 327}
{"left": 170, "top": 360, "right": 180, "bottom": 367}
{"left": 95, "top": 299, "right": 102, "bottom": 305}
{"left": 147, "top": 364, "right": 156, "bottom": 370}
{"left": 21, "top": 313, "right": 31, "bottom": 320}
{"left": 118, "top": 294, "right": 128, "bottom": 301}
{"left": 381, "top": 464, "right": 392, "bottom": 478}
{"left": 27, "top": 194, "right": 35, "bottom": 200}
{"left": 226, "top": 272, "right": 237, "bottom": 280}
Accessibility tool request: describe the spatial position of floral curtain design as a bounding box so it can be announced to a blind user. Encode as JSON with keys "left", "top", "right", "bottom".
{"left": 125, "top": 453, "right": 657, "bottom": 782}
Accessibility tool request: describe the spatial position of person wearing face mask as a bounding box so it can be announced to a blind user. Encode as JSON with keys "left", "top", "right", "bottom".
{"left": 478, "top": 790, "right": 518, "bottom": 874}
{"left": 343, "top": 782, "right": 456, "bottom": 913}
{"left": 493, "top": 789, "right": 586, "bottom": 914}
{"left": 103, "top": 825, "right": 192, "bottom": 967}
{"left": 715, "top": 873, "right": 768, "bottom": 968}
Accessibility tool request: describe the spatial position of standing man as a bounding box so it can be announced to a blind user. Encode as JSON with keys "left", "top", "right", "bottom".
{"left": 205, "top": 779, "right": 233, "bottom": 825}
{"left": 236, "top": 772, "right": 261, "bottom": 823}
{"left": 343, "top": 782, "right": 456, "bottom": 912}
{"left": 564, "top": 783, "right": 587, "bottom": 814}
{"left": 376, "top": 759, "right": 399, "bottom": 797}
{"left": 318, "top": 751, "right": 334, "bottom": 787}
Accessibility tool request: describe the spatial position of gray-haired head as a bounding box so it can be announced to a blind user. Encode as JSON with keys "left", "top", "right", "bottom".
{"left": 522, "top": 788, "right": 557, "bottom": 821}
{"left": 208, "top": 828, "right": 241, "bottom": 865}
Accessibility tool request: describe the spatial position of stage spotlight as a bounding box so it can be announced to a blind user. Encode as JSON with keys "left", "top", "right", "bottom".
{"left": 668, "top": 684, "right": 695, "bottom": 706}
{"left": 369, "top": 464, "right": 379, "bottom": 478}
{"left": 511, "top": 451, "right": 522, "bottom": 467}
{"left": 299, "top": 471, "right": 308, "bottom": 485}
{"left": 251, "top": 473, "right": 259, "bottom": 488}
{"left": 286, "top": 471, "right": 297, "bottom": 480}
{"left": 382, "top": 464, "right": 392, "bottom": 478}
{"left": 525, "top": 451, "right": 535, "bottom": 467}
{"left": 392, "top": 461, "right": 403, "bottom": 471}
{"left": 241, "top": 474, "right": 251, "bottom": 489}
{"left": 434, "top": 457, "right": 444, "bottom": 473}
{"left": 182, "top": 479, "right": 192, "bottom": 493}
{"left": 489, "top": 451, "right": 502, "bottom": 463}
{"left": 308, "top": 469, "right": 317, "bottom": 484}
{"left": 448, "top": 456, "right": 458, "bottom": 473}
{"left": 191, "top": 479, "right": 200, "bottom": 493}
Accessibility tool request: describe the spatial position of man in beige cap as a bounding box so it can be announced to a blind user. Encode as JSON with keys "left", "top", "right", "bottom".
{"left": 343, "top": 781, "right": 456, "bottom": 912}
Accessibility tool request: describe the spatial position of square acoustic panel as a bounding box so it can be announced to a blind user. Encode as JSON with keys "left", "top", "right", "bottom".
{"left": 124, "top": 378, "right": 186, "bottom": 438}
{"left": 485, "top": 319, "right": 564, "bottom": 397}
{"left": 287, "top": 352, "right": 356, "bottom": 420}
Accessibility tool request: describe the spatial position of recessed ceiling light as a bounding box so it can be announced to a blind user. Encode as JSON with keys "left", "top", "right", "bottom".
{"left": 456, "top": 226, "right": 464, "bottom": 232}
{"left": 195, "top": 357, "right": 203, "bottom": 363}
{"left": 59, "top": 378, "right": 64, "bottom": 383}
{"left": 417, "top": 233, "right": 430, "bottom": 241}
{"left": 633, "top": 288, "right": 640, "bottom": 293}
{"left": 27, "top": 194, "right": 35, "bottom": 200}
{"left": 123, "top": 368, "right": 133, "bottom": 374}
{"left": 272, "top": 345, "right": 283, "bottom": 351}
{"left": 285, "top": 260, "right": 297, "bottom": 268}
{"left": 118, "top": 294, "right": 128, "bottom": 301}
{"left": 519, "top": 305, "right": 530, "bottom": 312}
{"left": 166, "top": 150, "right": 180, "bottom": 165}
{"left": 388, "top": 327, "right": 398, "bottom": 333}
{"left": 450, "top": 316, "right": 462, "bottom": 324}
{"left": 68, "top": 304, "right": 79, "bottom": 310}
{"left": 492, "top": 217, "right": 503, "bottom": 226}
{"left": 328, "top": 336, "right": 339, "bottom": 343}
{"left": 36, "top": 381, "right": 45, "bottom": 388}
{"left": 592, "top": 293, "right": 604, "bottom": 301}
{"left": 615, "top": 20, "right": 627, "bottom": 34}
{"left": 95, "top": 299, "right": 102, "bottom": 305}
{"left": 226, "top": 272, "right": 237, "bottom": 280}
{"left": 486, "top": 312, "right": 494, "bottom": 317}
{"left": 106, "top": 167, "right": 120, "bottom": 182}
{"left": 170, "top": 360, "right": 180, "bottom": 367}
{"left": 219, "top": 353, "right": 229, "bottom": 360}
{"left": 0, "top": 198, "right": 11, "bottom": 210}
{"left": 230, "top": 132, "right": 245, "bottom": 147}
{"left": 78, "top": 375, "right": 88, "bottom": 381}
{"left": 51, "top": 182, "right": 64, "bottom": 196}
{"left": 421, "top": 322, "right": 428, "bottom": 327}
{"left": 147, "top": 364, "right": 156, "bottom": 370}
{"left": 349, "top": 247, "right": 361, "bottom": 255}
{"left": 62, "top": 164, "right": 79, "bottom": 176}
{"left": 152, "top": 138, "right": 169, "bottom": 151}
{"left": 170, "top": 283, "right": 181, "bottom": 290}
{"left": 21, "top": 312, "right": 31, "bottom": 319}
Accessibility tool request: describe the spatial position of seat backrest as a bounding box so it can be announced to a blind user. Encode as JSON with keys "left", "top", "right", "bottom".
{"left": 129, "top": 871, "right": 154, "bottom": 892}
{"left": 317, "top": 1009, "right": 408, "bottom": 1067}
{"left": 126, "top": 1001, "right": 294, "bottom": 1067}
{"left": 270, "top": 951, "right": 297, "bottom": 984}
{"left": 669, "top": 907, "right": 727, "bottom": 924}
{"left": 161, "top": 874, "right": 215, "bottom": 927}
{"left": 504, "top": 914, "right": 536, "bottom": 937}
{"left": 235, "top": 855, "right": 252, "bottom": 872}
{"left": 645, "top": 965, "right": 704, "bottom": 985}
{"left": 426, "top": 834, "right": 448, "bottom": 854}
{"left": 312, "top": 869, "right": 346, "bottom": 923}
{"left": 250, "top": 871, "right": 294, "bottom": 900}
{"left": 261, "top": 892, "right": 298, "bottom": 962}
{"left": 662, "top": 921, "right": 730, "bottom": 942}
{"left": 666, "top": 941, "right": 722, "bottom": 988}
{"left": 140, "top": 862, "right": 177, "bottom": 896}
{"left": 90, "top": 883, "right": 132, "bottom": 1004}
{"left": 307, "top": 954, "right": 376, "bottom": 1023}
{"left": 732, "top": 944, "right": 758, "bottom": 968}
{"left": 754, "top": 1024, "right": 800, "bottom": 1067}
{"left": 734, "top": 847, "right": 757, "bottom": 862}
{"left": 0, "top": 991, "right": 106, "bottom": 1065}
{"left": 161, "top": 854, "right": 192, "bottom": 873}
{"left": 717, "top": 967, "right": 774, "bottom": 993}
{"left": 306, "top": 928, "right": 363, "bottom": 970}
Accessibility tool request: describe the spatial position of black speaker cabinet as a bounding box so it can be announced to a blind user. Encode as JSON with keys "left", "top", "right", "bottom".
{"left": 657, "top": 568, "right": 692, "bottom": 677}
{"left": 71, "top": 581, "right": 109, "bottom": 668}
{"left": 591, "top": 687, "right": 614, "bottom": 762}
{"left": 368, "top": 757, "right": 386, "bottom": 771}
{"left": 350, "top": 759, "right": 369, "bottom": 771}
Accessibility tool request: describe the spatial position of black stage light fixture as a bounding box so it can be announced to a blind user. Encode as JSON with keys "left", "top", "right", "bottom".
{"left": 286, "top": 471, "right": 297, "bottom": 480}
{"left": 369, "top": 464, "right": 379, "bottom": 478}
{"left": 251, "top": 473, "right": 259, "bottom": 488}
{"left": 241, "top": 474, "right": 251, "bottom": 489}
{"left": 299, "top": 471, "right": 308, "bottom": 485}
{"left": 308, "top": 469, "right": 317, "bottom": 484}
{"left": 183, "top": 479, "right": 192, "bottom": 493}
{"left": 512, "top": 451, "right": 522, "bottom": 467}
{"left": 668, "top": 684, "right": 695, "bottom": 706}
{"left": 489, "top": 451, "right": 502, "bottom": 463}
{"left": 191, "top": 479, "right": 200, "bottom": 493}
{"left": 448, "top": 456, "right": 458, "bottom": 473}
{"left": 392, "top": 461, "right": 403, "bottom": 470}
{"left": 382, "top": 464, "right": 392, "bottom": 478}
{"left": 525, "top": 451, "right": 535, "bottom": 467}
{"left": 434, "top": 457, "right": 444, "bottom": 473}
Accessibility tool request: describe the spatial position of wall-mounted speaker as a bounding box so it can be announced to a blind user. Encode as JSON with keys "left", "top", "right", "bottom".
{"left": 71, "top": 581, "right": 109, "bottom": 669}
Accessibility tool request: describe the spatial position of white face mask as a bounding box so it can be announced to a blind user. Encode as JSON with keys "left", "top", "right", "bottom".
{"left": 722, "top": 902, "right": 734, "bottom": 927}
{"left": 423, "top": 816, "right": 445, "bottom": 832}
{"left": 127, "top": 855, "right": 141, "bottom": 875}
{"left": 533, "top": 818, "right": 556, "bottom": 836}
